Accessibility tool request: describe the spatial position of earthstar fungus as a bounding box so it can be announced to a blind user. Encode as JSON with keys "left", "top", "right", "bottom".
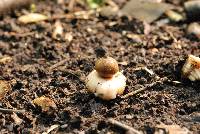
{"left": 182, "top": 55, "right": 200, "bottom": 81}
{"left": 86, "top": 57, "right": 126, "bottom": 100}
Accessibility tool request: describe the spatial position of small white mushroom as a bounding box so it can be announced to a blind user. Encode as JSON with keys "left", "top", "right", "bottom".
{"left": 85, "top": 57, "right": 126, "bottom": 100}
{"left": 182, "top": 54, "right": 200, "bottom": 81}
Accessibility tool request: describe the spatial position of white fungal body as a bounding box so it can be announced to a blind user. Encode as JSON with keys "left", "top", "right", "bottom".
{"left": 86, "top": 70, "right": 126, "bottom": 100}
{"left": 182, "top": 55, "right": 200, "bottom": 81}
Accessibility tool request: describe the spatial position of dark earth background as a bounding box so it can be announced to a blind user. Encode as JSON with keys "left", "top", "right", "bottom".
{"left": 0, "top": 0, "right": 199, "bottom": 133}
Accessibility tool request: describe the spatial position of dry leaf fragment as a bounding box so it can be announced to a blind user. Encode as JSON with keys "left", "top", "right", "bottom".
{"left": 118, "top": 61, "right": 128, "bottom": 66}
{"left": 155, "top": 124, "right": 191, "bottom": 134}
{"left": 0, "top": 56, "right": 12, "bottom": 64}
{"left": 33, "top": 96, "right": 56, "bottom": 112}
{"left": 182, "top": 55, "right": 200, "bottom": 81}
{"left": 0, "top": 80, "right": 11, "bottom": 100}
{"left": 11, "top": 113, "right": 23, "bottom": 125}
{"left": 42, "top": 124, "right": 59, "bottom": 134}
{"left": 126, "top": 34, "right": 142, "bottom": 43}
{"left": 18, "top": 13, "right": 48, "bottom": 24}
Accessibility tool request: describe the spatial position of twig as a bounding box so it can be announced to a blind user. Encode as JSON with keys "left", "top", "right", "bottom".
{"left": 68, "top": 0, "right": 76, "bottom": 11}
{"left": 108, "top": 118, "right": 142, "bottom": 134}
{"left": 42, "top": 124, "right": 60, "bottom": 134}
{"left": 0, "top": 32, "right": 35, "bottom": 37}
{"left": 132, "top": 66, "right": 154, "bottom": 75}
{"left": 50, "top": 10, "right": 95, "bottom": 20}
{"left": 50, "top": 14, "right": 75, "bottom": 20}
{"left": 0, "top": 108, "right": 25, "bottom": 113}
{"left": 143, "top": 67, "right": 154, "bottom": 75}
{"left": 11, "top": 112, "right": 23, "bottom": 125}
{"left": 121, "top": 77, "right": 168, "bottom": 99}
{"left": 49, "top": 58, "right": 68, "bottom": 71}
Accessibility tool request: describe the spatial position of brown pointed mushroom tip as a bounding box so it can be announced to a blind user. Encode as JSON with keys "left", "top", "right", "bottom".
{"left": 95, "top": 57, "right": 119, "bottom": 78}
{"left": 182, "top": 55, "right": 200, "bottom": 81}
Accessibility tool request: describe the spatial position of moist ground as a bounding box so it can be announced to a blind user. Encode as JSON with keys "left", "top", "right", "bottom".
{"left": 0, "top": 0, "right": 199, "bottom": 133}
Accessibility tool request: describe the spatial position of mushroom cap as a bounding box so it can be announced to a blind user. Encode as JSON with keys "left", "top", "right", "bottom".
{"left": 182, "top": 55, "right": 200, "bottom": 81}
{"left": 85, "top": 70, "right": 126, "bottom": 100}
{"left": 95, "top": 57, "right": 119, "bottom": 78}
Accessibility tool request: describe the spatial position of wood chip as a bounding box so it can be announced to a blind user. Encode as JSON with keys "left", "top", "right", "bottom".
{"left": 155, "top": 124, "right": 192, "bottom": 134}
{"left": 42, "top": 124, "right": 59, "bottom": 134}
{"left": 18, "top": 13, "right": 48, "bottom": 24}
{"left": 0, "top": 80, "right": 11, "bottom": 100}
{"left": 11, "top": 113, "right": 23, "bottom": 125}
{"left": 0, "top": 56, "right": 12, "bottom": 64}
{"left": 165, "top": 10, "right": 184, "bottom": 22}
{"left": 126, "top": 34, "right": 142, "bottom": 43}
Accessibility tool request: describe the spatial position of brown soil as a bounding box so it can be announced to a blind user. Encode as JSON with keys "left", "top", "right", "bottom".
{"left": 0, "top": 0, "right": 199, "bottom": 134}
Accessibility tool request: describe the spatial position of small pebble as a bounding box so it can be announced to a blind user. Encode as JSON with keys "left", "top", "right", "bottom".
{"left": 165, "top": 10, "right": 184, "bottom": 22}
{"left": 125, "top": 114, "right": 133, "bottom": 119}
{"left": 187, "top": 22, "right": 200, "bottom": 39}
{"left": 184, "top": 0, "right": 200, "bottom": 21}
